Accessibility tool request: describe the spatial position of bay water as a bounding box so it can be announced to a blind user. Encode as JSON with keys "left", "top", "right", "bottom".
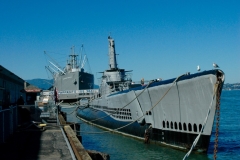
{"left": 62, "top": 90, "right": 240, "bottom": 160}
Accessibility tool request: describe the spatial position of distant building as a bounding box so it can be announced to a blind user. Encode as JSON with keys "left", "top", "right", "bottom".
{"left": 24, "top": 83, "right": 41, "bottom": 105}
{"left": 0, "top": 65, "right": 25, "bottom": 108}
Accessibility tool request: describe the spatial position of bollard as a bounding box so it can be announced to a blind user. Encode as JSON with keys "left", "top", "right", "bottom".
{"left": 77, "top": 135, "right": 82, "bottom": 143}
{"left": 75, "top": 123, "right": 80, "bottom": 131}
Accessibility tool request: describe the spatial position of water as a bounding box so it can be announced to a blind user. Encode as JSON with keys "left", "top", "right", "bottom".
{"left": 207, "top": 90, "right": 240, "bottom": 159}
{"left": 62, "top": 90, "right": 240, "bottom": 160}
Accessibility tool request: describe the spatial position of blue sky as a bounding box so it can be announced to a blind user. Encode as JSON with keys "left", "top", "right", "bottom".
{"left": 0, "top": 0, "right": 239, "bottom": 84}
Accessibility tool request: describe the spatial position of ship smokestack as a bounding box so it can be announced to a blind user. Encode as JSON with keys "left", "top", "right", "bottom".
{"left": 108, "top": 36, "right": 118, "bottom": 70}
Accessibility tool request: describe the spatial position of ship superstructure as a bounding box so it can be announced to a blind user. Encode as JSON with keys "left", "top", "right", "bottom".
{"left": 98, "top": 37, "right": 136, "bottom": 96}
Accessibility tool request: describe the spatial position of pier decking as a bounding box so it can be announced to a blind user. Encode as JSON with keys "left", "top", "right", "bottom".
{"left": 0, "top": 106, "right": 92, "bottom": 160}
{"left": 0, "top": 124, "right": 75, "bottom": 159}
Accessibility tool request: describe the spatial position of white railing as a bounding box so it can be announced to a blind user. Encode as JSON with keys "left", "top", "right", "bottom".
{"left": 42, "top": 89, "right": 99, "bottom": 95}
{"left": 0, "top": 106, "right": 18, "bottom": 144}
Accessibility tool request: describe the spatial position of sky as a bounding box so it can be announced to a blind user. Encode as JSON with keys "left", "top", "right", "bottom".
{"left": 0, "top": 0, "right": 239, "bottom": 84}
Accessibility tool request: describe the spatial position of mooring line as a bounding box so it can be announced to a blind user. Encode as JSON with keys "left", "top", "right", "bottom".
{"left": 183, "top": 81, "right": 220, "bottom": 160}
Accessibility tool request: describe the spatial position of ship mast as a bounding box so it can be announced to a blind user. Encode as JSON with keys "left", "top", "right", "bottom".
{"left": 108, "top": 36, "right": 118, "bottom": 70}
{"left": 69, "top": 46, "right": 78, "bottom": 69}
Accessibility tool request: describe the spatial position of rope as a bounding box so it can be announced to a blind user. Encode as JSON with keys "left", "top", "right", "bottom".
{"left": 182, "top": 82, "right": 219, "bottom": 160}
{"left": 65, "top": 96, "right": 97, "bottom": 115}
{"left": 76, "top": 73, "right": 186, "bottom": 134}
{"left": 65, "top": 103, "right": 91, "bottom": 115}
{"left": 56, "top": 100, "right": 64, "bottom": 106}
{"left": 66, "top": 106, "right": 79, "bottom": 115}
{"left": 76, "top": 80, "right": 155, "bottom": 123}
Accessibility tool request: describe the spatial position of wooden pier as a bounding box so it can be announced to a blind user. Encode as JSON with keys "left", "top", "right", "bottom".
{"left": 0, "top": 105, "right": 109, "bottom": 160}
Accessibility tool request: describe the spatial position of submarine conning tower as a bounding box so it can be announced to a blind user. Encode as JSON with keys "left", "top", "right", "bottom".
{"left": 102, "top": 36, "right": 126, "bottom": 83}
{"left": 108, "top": 36, "right": 118, "bottom": 70}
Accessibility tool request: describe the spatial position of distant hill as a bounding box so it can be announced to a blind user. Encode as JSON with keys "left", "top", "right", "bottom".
{"left": 26, "top": 78, "right": 99, "bottom": 90}
{"left": 222, "top": 83, "right": 240, "bottom": 90}
{"left": 25, "top": 79, "right": 53, "bottom": 90}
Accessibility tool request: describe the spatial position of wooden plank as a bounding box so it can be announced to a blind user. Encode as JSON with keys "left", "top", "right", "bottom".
{"left": 58, "top": 114, "right": 66, "bottom": 125}
{"left": 64, "top": 125, "right": 92, "bottom": 160}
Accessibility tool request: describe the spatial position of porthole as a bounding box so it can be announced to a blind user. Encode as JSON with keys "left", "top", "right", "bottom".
{"left": 170, "top": 121, "right": 173, "bottom": 129}
{"left": 188, "top": 123, "right": 192, "bottom": 132}
{"left": 163, "top": 121, "right": 165, "bottom": 128}
{"left": 199, "top": 124, "right": 202, "bottom": 132}
{"left": 179, "top": 122, "right": 182, "bottom": 130}
{"left": 194, "top": 124, "right": 197, "bottom": 132}
{"left": 149, "top": 111, "right": 152, "bottom": 115}
{"left": 167, "top": 121, "right": 169, "bottom": 128}
{"left": 174, "top": 122, "right": 178, "bottom": 130}
{"left": 183, "top": 123, "right": 187, "bottom": 131}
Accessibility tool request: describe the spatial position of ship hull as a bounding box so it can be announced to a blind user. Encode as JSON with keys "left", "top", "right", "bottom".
{"left": 77, "top": 108, "right": 211, "bottom": 152}
{"left": 77, "top": 69, "right": 224, "bottom": 152}
{"left": 54, "top": 71, "right": 94, "bottom": 102}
